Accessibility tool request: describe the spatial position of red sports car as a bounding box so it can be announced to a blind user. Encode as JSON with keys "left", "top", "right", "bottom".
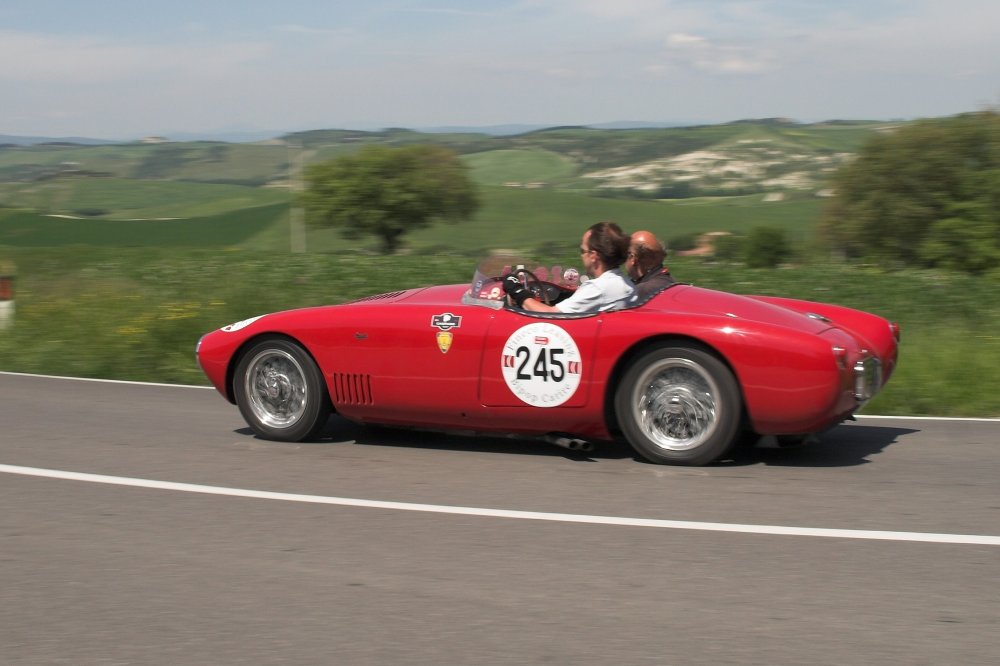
{"left": 197, "top": 256, "right": 899, "bottom": 465}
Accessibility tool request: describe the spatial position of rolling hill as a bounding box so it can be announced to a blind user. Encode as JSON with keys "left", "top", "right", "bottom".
{"left": 0, "top": 119, "right": 897, "bottom": 252}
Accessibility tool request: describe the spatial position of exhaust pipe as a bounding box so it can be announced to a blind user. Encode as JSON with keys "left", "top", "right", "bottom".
{"left": 543, "top": 435, "right": 594, "bottom": 452}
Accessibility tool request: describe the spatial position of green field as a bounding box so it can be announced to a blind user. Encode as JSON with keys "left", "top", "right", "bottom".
{"left": 0, "top": 120, "right": 880, "bottom": 251}
{"left": 401, "top": 187, "right": 822, "bottom": 256}
{"left": 0, "top": 187, "right": 821, "bottom": 256}
{"left": 462, "top": 149, "right": 578, "bottom": 186}
{"left": 0, "top": 178, "right": 288, "bottom": 219}
{"left": 0, "top": 204, "right": 289, "bottom": 247}
{"left": 0, "top": 141, "right": 291, "bottom": 184}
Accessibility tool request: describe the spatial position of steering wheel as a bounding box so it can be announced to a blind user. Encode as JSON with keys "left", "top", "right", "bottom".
{"left": 509, "top": 267, "right": 551, "bottom": 306}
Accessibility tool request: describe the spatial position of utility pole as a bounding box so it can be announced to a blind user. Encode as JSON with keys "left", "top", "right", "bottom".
{"left": 289, "top": 138, "right": 307, "bottom": 253}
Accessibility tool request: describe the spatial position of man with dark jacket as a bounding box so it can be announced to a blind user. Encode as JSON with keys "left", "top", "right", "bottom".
{"left": 627, "top": 230, "right": 675, "bottom": 299}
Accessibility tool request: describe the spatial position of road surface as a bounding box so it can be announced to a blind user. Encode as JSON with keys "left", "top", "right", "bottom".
{"left": 2, "top": 372, "right": 998, "bottom": 665}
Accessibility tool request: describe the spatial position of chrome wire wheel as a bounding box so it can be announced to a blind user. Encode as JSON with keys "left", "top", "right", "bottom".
{"left": 244, "top": 348, "right": 309, "bottom": 429}
{"left": 631, "top": 358, "right": 721, "bottom": 452}
{"left": 615, "top": 345, "right": 741, "bottom": 465}
{"left": 234, "top": 338, "right": 332, "bottom": 442}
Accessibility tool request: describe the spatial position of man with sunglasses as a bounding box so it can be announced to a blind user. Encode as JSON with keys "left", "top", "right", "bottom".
{"left": 502, "top": 221, "right": 635, "bottom": 313}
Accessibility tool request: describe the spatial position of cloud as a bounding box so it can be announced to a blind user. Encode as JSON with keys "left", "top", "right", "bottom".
{"left": 666, "top": 33, "right": 706, "bottom": 47}
{"left": 657, "top": 31, "right": 773, "bottom": 75}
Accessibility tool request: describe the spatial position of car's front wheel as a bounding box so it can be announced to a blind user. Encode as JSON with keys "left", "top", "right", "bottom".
{"left": 615, "top": 344, "right": 742, "bottom": 465}
{"left": 234, "top": 337, "right": 331, "bottom": 441}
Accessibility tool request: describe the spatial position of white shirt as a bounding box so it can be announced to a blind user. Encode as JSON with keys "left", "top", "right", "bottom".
{"left": 555, "top": 268, "right": 635, "bottom": 313}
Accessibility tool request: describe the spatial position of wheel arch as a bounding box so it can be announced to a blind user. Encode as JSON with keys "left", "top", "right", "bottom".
{"left": 225, "top": 332, "right": 329, "bottom": 410}
{"left": 602, "top": 334, "right": 748, "bottom": 437}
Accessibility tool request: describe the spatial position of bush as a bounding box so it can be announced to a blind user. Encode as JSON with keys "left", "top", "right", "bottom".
{"left": 745, "top": 226, "right": 791, "bottom": 268}
{"left": 667, "top": 233, "right": 698, "bottom": 252}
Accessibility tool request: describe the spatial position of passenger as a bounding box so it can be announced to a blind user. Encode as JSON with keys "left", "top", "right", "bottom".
{"left": 502, "top": 221, "right": 635, "bottom": 313}
{"left": 627, "top": 229, "right": 675, "bottom": 299}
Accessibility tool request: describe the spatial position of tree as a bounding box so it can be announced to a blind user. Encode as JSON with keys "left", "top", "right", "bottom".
{"left": 301, "top": 144, "right": 479, "bottom": 254}
{"left": 819, "top": 111, "right": 1000, "bottom": 273}
{"left": 918, "top": 201, "right": 1000, "bottom": 274}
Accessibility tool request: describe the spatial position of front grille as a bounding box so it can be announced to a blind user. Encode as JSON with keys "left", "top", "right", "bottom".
{"left": 331, "top": 373, "right": 374, "bottom": 405}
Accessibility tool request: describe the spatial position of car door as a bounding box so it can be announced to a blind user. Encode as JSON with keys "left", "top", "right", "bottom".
{"left": 479, "top": 310, "right": 605, "bottom": 409}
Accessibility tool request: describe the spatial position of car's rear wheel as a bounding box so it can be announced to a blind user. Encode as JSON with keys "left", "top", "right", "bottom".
{"left": 615, "top": 344, "right": 742, "bottom": 465}
{"left": 234, "top": 337, "right": 331, "bottom": 441}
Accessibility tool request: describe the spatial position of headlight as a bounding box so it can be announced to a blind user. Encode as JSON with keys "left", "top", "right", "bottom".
{"left": 854, "top": 356, "right": 882, "bottom": 402}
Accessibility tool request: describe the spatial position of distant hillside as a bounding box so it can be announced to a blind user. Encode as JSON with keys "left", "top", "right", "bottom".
{"left": 0, "top": 119, "right": 901, "bottom": 224}
{"left": 284, "top": 119, "right": 895, "bottom": 198}
{"left": 0, "top": 134, "right": 118, "bottom": 147}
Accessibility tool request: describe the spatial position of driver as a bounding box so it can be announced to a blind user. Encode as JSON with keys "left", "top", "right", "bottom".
{"left": 502, "top": 221, "right": 635, "bottom": 313}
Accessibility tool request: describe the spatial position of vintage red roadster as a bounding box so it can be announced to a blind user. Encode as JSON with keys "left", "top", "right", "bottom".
{"left": 196, "top": 256, "right": 899, "bottom": 465}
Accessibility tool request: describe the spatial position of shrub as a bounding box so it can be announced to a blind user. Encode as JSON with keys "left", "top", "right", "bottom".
{"left": 667, "top": 233, "right": 698, "bottom": 252}
{"left": 745, "top": 226, "right": 791, "bottom": 268}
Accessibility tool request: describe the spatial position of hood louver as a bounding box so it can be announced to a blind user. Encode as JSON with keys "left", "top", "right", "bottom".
{"left": 348, "top": 291, "right": 407, "bottom": 304}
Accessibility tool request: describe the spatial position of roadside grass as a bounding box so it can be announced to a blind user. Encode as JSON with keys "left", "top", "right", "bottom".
{"left": 864, "top": 326, "right": 999, "bottom": 416}
{"left": 0, "top": 248, "right": 473, "bottom": 385}
{"left": 0, "top": 246, "right": 997, "bottom": 417}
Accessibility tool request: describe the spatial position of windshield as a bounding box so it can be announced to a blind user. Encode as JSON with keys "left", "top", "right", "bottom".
{"left": 461, "top": 255, "right": 582, "bottom": 309}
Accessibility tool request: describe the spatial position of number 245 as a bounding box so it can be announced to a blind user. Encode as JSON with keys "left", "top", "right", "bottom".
{"left": 515, "top": 346, "right": 565, "bottom": 382}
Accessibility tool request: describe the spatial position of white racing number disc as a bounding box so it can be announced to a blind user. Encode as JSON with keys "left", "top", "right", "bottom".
{"left": 501, "top": 323, "right": 582, "bottom": 407}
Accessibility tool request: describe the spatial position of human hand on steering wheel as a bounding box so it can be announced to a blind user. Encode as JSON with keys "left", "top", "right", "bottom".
{"left": 501, "top": 274, "right": 530, "bottom": 307}
{"left": 501, "top": 268, "right": 550, "bottom": 307}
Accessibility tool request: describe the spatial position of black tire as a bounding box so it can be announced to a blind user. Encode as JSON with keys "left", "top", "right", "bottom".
{"left": 614, "top": 344, "right": 742, "bottom": 465}
{"left": 233, "top": 337, "right": 331, "bottom": 442}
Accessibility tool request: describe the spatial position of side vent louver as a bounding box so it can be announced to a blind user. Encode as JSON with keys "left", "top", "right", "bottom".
{"left": 331, "top": 373, "right": 374, "bottom": 405}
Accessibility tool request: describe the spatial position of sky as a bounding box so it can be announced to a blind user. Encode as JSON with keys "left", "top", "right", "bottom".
{"left": 1, "top": 0, "right": 998, "bottom": 139}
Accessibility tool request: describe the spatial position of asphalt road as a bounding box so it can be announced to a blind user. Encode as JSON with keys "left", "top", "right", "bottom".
{"left": 2, "top": 372, "right": 999, "bottom": 665}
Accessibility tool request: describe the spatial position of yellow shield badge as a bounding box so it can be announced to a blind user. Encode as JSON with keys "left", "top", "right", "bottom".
{"left": 436, "top": 331, "right": 454, "bottom": 354}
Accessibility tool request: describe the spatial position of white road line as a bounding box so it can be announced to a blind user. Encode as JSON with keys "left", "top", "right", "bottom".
{"left": 0, "top": 370, "right": 213, "bottom": 390}
{"left": 855, "top": 414, "right": 1000, "bottom": 422}
{"left": 2, "top": 463, "right": 998, "bottom": 546}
